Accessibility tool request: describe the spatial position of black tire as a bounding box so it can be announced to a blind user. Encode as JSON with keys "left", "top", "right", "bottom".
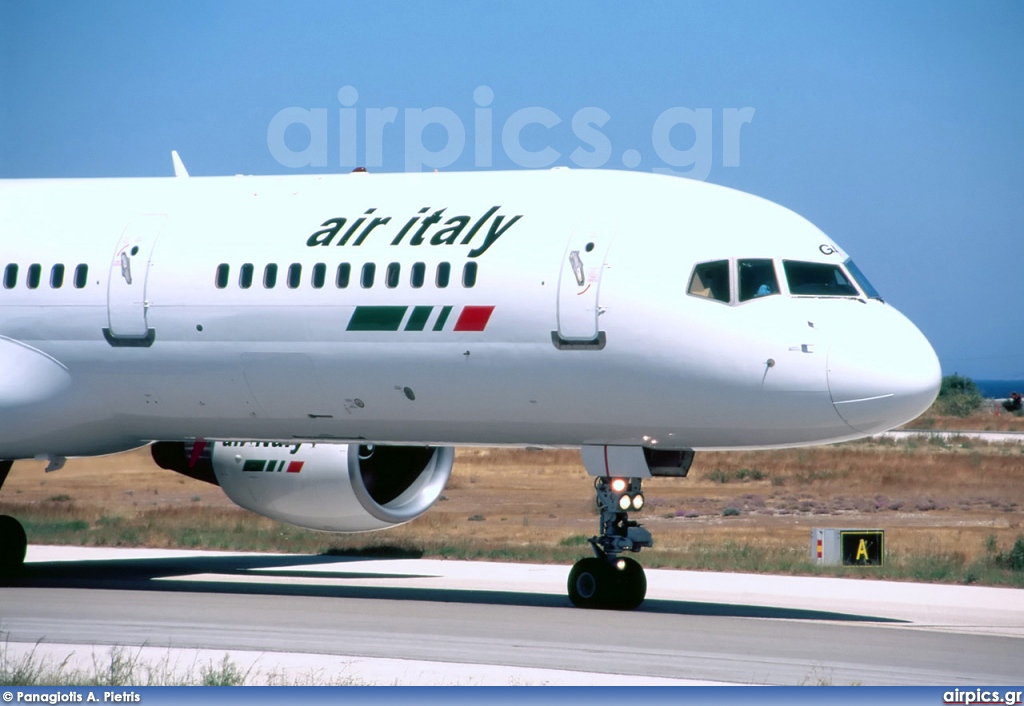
{"left": 0, "top": 515, "right": 27, "bottom": 577}
{"left": 568, "top": 557, "right": 647, "bottom": 610}
{"left": 567, "top": 557, "right": 606, "bottom": 608}
{"left": 611, "top": 557, "right": 647, "bottom": 610}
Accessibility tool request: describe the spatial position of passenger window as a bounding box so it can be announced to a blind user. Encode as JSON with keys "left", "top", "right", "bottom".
{"left": 386, "top": 262, "right": 400, "bottom": 288}
{"left": 336, "top": 263, "right": 351, "bottom": 288}
{"left": 783, "top": 260, "right": 859, "bottom": 297}
{"left": 311, "top": 263, "right": 326, "bottom": 289}
{"left": 361, "top": 262, "right": 375, "bottom": 288}
{"left": 462, "top": 261, "right": 478, "bottom": 288}
{"left": 287, "top": 263, "right": 302, "bottom": 289}
{"left": 50, "top": 264, "right": 65, "bottom": 288}
{"left": 27, "top": 264, "right": 41, "bottom": 289}
{"left": 436, "top": 262, "right": 450, "bottom": 288}
{"left": 738, "top": 259, "right": 779, "bottom": 302}
{"left": 687, "top": 260, "right": 729, "bottom": 303}
{"left": 215, "top": 263, "right": 230, "bottom": 289}
{"left": 239, "top": 263, "right": 254, "bottom": 289}
{"left": 263, "top": 263, "right": 278, "bottom": 289}
{"left": 3, "top": 264, "right": 17, "bottom": 289}
{"left": 410, "top": 262, "right": 425, "bottom": 288}
{"left": 74, "top": 264, "right": 88, "bottom": 289}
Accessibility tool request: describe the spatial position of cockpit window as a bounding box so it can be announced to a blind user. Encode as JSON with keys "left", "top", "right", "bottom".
{"left": 738, "top": 259, "right": 779, "bottom": 302}
{"left": 688, "top": 260, "right": 730, "bottom": 303}
{"left": 783, "top": 260, "right": 860, "bottom": 297}
{"left": 843, "top": 258, "right": 882, "bottom": 300}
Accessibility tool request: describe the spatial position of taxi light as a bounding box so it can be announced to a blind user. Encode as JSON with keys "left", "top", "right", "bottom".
{"left": 611, "top": 478, "right": 627, "bottom": 493}
{"left": 618, "top": 495, "right": 632, "bottom": 510}
{"left": 632, "top": 494, "right": 645, "bottom": 510}
{"left": 616, "top": 559, "right": 626, "bottom": 570}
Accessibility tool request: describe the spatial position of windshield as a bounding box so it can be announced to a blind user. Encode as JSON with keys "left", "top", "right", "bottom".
{"left": 843, "top": 258, "right": 882, "bottom": 300}
{"left": 688, "top": 260, "right": 730, "bottom": 303}
{"left": 738, "top": 258, "right": 779, "bottom": 302}
{"left": 783, "top": 260, "right": 860, "bottom": 297}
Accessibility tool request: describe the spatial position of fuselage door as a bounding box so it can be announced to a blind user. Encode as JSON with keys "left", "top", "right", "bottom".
{"left": 556, "top": 228, "right": 610, "bottom": 342}
{"left": 107, "top": 214, "right": 165, "bottom": 340}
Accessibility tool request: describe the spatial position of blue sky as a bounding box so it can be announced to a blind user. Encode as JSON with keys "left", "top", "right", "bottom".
{"left": 2, "top": 1, "right": 1022, "bottom": 379}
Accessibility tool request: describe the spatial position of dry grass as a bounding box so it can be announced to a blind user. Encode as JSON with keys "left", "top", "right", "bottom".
{"left": 905, "top": 400, "right": 1024, "bottom": 432}
{"left": 2, "top": 431, "right": 1023, "bottom": 584}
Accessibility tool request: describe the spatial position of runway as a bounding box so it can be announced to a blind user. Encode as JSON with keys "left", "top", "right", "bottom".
{"left": 2, "top": 546, "right": 1023, "bottom": 685}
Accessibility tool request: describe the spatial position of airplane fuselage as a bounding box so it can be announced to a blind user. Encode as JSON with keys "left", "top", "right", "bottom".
{"left": 0, "top": 169, "right": 940, "bottom": 459}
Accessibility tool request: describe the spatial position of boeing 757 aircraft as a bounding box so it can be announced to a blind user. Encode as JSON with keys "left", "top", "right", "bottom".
{"left": 0, "top": 162, "right": 940, "bottom": 608}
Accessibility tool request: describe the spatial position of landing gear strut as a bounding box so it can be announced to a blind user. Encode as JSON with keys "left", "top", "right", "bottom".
{"left": 568, "top": 477, "right": 651, "bottom": 610}
{"left": 0, "top": 460, "right": 26, "bottom": 578}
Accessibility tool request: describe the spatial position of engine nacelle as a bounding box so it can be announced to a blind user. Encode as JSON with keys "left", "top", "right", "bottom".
{"left": 152, "top": 441, "right": 453, "bottom": 532}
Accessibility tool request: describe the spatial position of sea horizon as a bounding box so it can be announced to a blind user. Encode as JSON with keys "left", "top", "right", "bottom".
{"left": 973, "top": 379, "right": 1024, "bottom": 398}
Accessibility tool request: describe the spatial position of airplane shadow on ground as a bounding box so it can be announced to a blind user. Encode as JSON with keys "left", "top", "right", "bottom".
{"left": 8, "top": 552, "right": 906, "bottom": 624}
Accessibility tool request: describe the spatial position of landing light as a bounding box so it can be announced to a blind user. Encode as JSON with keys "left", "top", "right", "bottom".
{"left": 615, "top": 559, "right": 626, "bottom": 570}
{"left": 618, "top": 495, "right": 632, "bottom": 511}
{"left": 632, "top": 494, "right": 645, "bottom": 511}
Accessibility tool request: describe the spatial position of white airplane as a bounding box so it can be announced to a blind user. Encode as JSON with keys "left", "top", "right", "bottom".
{"left": 0, "top": 160, "right": 940, "bottom": 608}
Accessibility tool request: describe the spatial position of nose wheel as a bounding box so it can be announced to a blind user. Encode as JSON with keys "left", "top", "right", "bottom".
{"left": 568, "top": 477, "right": 651, "bottom": 610}
{"left": 568, "top": 555, "right": 647, "bottom": 610}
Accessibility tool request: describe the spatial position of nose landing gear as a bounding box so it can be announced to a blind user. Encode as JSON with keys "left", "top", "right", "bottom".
{"left": 567, "top": 477, "right": 651, "bottom": 610}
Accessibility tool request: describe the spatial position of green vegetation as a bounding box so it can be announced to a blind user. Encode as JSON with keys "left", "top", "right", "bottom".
{"left": 0, "top": 645, "right": 231, "bottom": 686}
{"left": 996, "top": 535, "right": 1024, "bottom": 571}
{"left": 199, "top": 656, "right": 252, "bottom": 686}
{"left": 9, "top": 499, "right": 1022, "bottom": 587}
{"left": 0, "top": 644, "right": 365, "bottom": 686}
{"left": 937, "top": 374, "right": 985, "bottom": 417}
{"left": 792, "top": 468, "right": 849, "bottom": 484}
{"left": 658, "top": 541, "right": 812, "bottom": 574}
{"left": 706, "top": 467, "right": 765, "bottom": 483}
{"left": 650, "top": 535, "right": 1024, "bottom": 587}
{"left": 558, "top": 534, "right": 589, "bottom": 546}
{"left": 706, "top": 469, "right": 728, "bottom": 483}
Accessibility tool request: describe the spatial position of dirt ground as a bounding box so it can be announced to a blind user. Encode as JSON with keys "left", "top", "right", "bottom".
{"left": 3, "top": 410, "right": 1023, "bottom": 570}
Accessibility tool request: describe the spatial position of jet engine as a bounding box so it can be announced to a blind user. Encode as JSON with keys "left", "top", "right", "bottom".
{"left": 152, "top": 441, "right": 453, "bottom": 532}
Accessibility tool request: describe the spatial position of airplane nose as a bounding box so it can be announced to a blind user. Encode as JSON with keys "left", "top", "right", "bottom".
{"left": 827, "top": 306, "right": 941, "bottom": 434}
